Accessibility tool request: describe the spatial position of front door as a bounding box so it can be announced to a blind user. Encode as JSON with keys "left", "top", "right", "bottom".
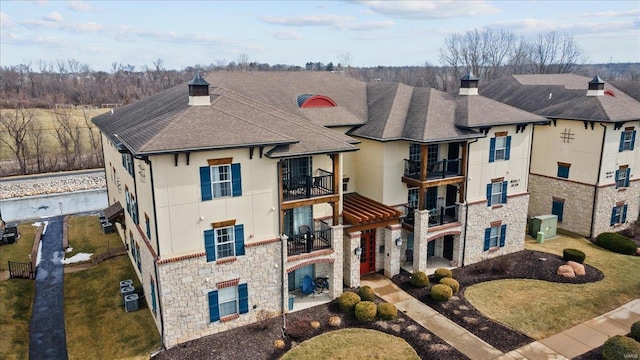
{"left": 445, "top": 185, "right": 457, "bottom": 218}
{"left": 360, "top": 229, "right": 376, "bottom": 274}
{"left": 427, "top": 240, "right": 435, "bottom": 258}
{"left": 447, "top": 143, "right": 460, "bottom": 174}
{"left": 443, "top": 235, "right": 454, "bottom": 260}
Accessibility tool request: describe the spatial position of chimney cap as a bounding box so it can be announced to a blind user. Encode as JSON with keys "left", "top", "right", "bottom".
{"left": 188, "top": 73, "right": 210, "bottom": 86}
{"left": 589, "top": 75, "right": 604, "bottom": 85}
{"left": 461, "top": 71, "right": 479, "bottom": 81}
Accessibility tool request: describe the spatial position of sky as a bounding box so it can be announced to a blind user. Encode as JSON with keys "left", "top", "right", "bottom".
{"left": 1, "top": 1, "right": 639, "bottom": 72}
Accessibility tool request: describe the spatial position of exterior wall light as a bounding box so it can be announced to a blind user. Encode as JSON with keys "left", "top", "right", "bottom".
{"left": 395, "top": 237, "right": 403, "bottom": 247}
{"left": 355, "top": 247, "right": 362, "bottom": 257}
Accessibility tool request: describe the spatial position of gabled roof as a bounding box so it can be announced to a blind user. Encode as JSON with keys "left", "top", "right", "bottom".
{"left": 480, "top": 74, "right": 640, "bottom": 122}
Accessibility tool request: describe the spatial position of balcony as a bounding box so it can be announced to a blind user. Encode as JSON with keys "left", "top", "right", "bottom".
{"left": 283, "top": 170, "right": 334, "bottom": 202}
{"left": 403, "top": 204, "right": 459, "bottom": 227}
{"left": 404, "top": 159, "right": 462, "bottom": 181}
{"left": 287, "top": 228, "right": 332, "bottom": 257}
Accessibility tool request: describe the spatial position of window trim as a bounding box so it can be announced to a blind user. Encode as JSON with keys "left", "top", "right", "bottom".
{"left": 615, "top": 166, "right": 630, "bottom": 189}
{"left": 619, "top": 128, "right": 636, "bottom": 152}
{"left": 484, "top": 224, "right": 507, "bottom": 251}
{"left": 489, "top": 132, "right": 511, "bottom": 163}
{"left": 486, "top": 179, "right": 507, "bottom": 206}
{"left": 557, "top": 162, "right": 571, "bottom": 179}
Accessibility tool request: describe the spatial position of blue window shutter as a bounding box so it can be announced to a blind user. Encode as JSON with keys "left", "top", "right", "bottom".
{"left": 486, "top": 184, "right": 492, "bottom": 206}
{"left": 208, "top": 290, "right": 220, "bottom": 322}
{"left": 623, "top": 205, "right": 628, "bottom": 223}
{"left": 552, "top": 201, "right": 564, "bottom": 222}
{"left": 150, "top": 280, "right": 156, "bottom": 315}
{"left": 231, "top": 163, "right": 242, "bottom": 197}
{"left": 483, "top": 228, "right": 491, "bottom": 251}
{"left": 504, "top": 136, "right": 511, "bottom": 160}
{"left": 234, "top": 224, "right": 245, "bottom": 256}
{"left": 631, "top": 130, "right": 636, "bottom": 150}
{"left": 499, "top": 225, "right": 507, "bottom": 247}
{"left": 501, "top": 181, "right": 508, "bottom": 204}
{"left": 204, "top": 229, "right": 216, "bottom": 262}
{"left": 238, "top": 284, "right": 249, "bottom": 314}
{"left": 625, "top": 168, "right": 631, "bottom": 187}
{"left": 619, "top": 132, "right": 625, "bottom": 152}
{"left": 200, "top": 166, "right": 212, "bottom": 201}
{"left": 489, "top": 138, "right": 496, "bottom": 163}
{"left": 611, "top": 207, "right": 617, "bottom": 226}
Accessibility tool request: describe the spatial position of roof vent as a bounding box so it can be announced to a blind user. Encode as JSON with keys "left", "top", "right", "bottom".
{"left": 587, "top": 75, "right": 605, "bottom": 97}
{"left": 188, "top": 73, "right": 211, "bottom": 106}
{"left": 459, "top": 71, "right": 478, "bottom": 96}
{"left": 296, "top": 94, "right": 337, "bottom": 108}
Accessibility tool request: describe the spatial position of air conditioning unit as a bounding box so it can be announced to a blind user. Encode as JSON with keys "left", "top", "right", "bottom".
{"left": 120, "top": 285, "right": 135, "bottom": 300}
{"left": 119, "top": 279, "right": 133, "bottom": 289}
{"left": 124, "top": 294, "right": 139, "bottom": 312}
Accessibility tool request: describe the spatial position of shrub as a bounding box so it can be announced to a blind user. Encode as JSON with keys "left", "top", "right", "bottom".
{"left": 602, "top": 335, "right": 640, "bottom": 360}
{"left": 273, "top": 339, "right": 285, "bottom": 350}
{"left": 410, "top": 271, "right": 430, "bottom": 288}
{"left": 286, "top": 319, "right": 314, "bottom": 339}
{"left": 430, "top": 284, "right": 453, "bottom": 301}
{"left": 439, "top": 277, "right": 460, "bottom": 294}
{"left": 358, "top": 285, "right": 376, "bottom": 301}
{"left": 632, "top": 320, "right": 640, "bottom": 342}
{"left": 563, "top": 248, "right": 586, "bottom": 264}
{"left": 377, "top": 302, "right": 398, "bottom": 320}
{"left": 255, "top": 309, "right": 275, "bottom": 330}
{"left": 355, "top": 301, "right": 377, "bottom": 323}
{"left": 338, "top": 291, "right": 361, "bottom": 313}
{"left": 310, "top": 321, "right": 320, "bottom": 329}
{"left": 491, "top": 255, "right": 514, "bottom": 273}
{"left": 433, "top": 268, "right": 453, "bottom": 280}
{"left": 596, "top": 232, "right": 638, "bottom": 255}
{"left": 327, "top": 316, "right": 341, "bottom": 327}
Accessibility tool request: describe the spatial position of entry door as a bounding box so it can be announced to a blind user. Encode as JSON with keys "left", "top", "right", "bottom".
{"left": 443, "top": 235, "right": 454, "bottom": 261}
{"left": 427, "top": 240, "right": 435, "bottom": 258}
{"left": 360, "top": 230, "right": 376, "bottom": 274}
{"left": 447, "top": 143, "right": 460, "bottom": 174}
{"left": 445, "top": 185, "right": 457, "bottom": 218}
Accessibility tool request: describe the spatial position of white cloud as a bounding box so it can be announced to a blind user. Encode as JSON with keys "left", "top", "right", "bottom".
{"left": 261, "top": 14, "right": 355, "bottom": 26}
{"left": 115, "top": 25, "right": 229, "bottom": 46}
{"left": 490, "top": 18, "right": 639, "bottom": 37}
{"left": 269, "top": 29, "right": 303, "bottom": 40}
{"left": 43, "top": 11, "right": 64, "bottom": 23}
{"left": 21, "top": 18, "right": 103, "bottom": 33}
{"left": 66, "top": 1, "right": 93, "bottom": 12}
{"left": 0, "top": 12, "right": 12, "bottom": 27}
{"left": 336, "top": 20, "right": 394, "bottom": 31}
{"left": 352, "top": 0, "right": 500, "bottom": 20}
{"left": 570, "top": 9, "right": 640, "bottom": 19}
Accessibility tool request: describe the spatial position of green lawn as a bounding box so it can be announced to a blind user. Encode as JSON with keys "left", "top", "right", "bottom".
{"left": 0, "top": 222, "right": 39, "bottom": 271}
{"left": 65, "top": 215, "right": 122, "bottom": 261}
{"left": 465, "top": 233, "right": 640, "bottom": 339}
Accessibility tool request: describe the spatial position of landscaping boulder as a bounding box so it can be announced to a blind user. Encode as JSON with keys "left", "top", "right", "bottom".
{"left": 557, "top": 265, "right": 575, "bottom": 278}
{"left": 566, "top": 261, "right": 586, "bottom": 276}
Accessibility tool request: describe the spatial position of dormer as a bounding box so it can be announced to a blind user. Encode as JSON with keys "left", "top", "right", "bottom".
{"left": 459, "top": 71, "right": 479, "bottom": 96}
{"left": 188, "top": 73, "right": 211, "bottom": 106}
{"left": 587, "top": 75, "right": 605, "bottom": 97}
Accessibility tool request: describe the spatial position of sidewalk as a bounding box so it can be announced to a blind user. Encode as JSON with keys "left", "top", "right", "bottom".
{"left": 361, "top": 273, "right": 640, "bottom": 360}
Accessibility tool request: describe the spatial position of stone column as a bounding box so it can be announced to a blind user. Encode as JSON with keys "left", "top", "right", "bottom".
{"left": 384, "top": 223, "right": 402, "bottom": 278}
{"left": 330, "top": 225, "right": 344, "bottom": 298}
{"left": 343, "top": 231, "right": 361, "bottom": 288}
{"left": 413, "top": 209, "right": 429, "bottom": 274}
{"left": 280, "top": 234, "right": 288, "bottom": 314}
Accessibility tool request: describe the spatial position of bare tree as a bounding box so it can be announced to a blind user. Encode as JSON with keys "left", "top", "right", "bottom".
{"left": 338, "top": 52, "right": 353, "bottom": 75}
{"left": 0, "top": 108, "right": 34, "bottom": 174}
{"left": 26, "top": 117, "right": 49, "bottom": 173}
{"left": 52, "top": 109, "right": 83, "bottom": 170}
{"left": 236, "top": 54, "right": 250, "bottom": 72}
{"left": 82, "top": 108, "right": 103, "bottom": 167}
{"left": 528, "top": 30, "right": 588, "bottom": 74}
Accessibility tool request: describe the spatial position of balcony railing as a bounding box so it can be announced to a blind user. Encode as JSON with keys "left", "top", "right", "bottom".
{"left": 287, "top": 228, "right": 332, "bottom": 256}
{"left": 403, "top": 205, "right": 459, "bottom": 227}
{"left": 403, "top": 159, "right": 462, "bottom": 181}
{"left": 283, "top": 171, "right": 334, "bottom": 201}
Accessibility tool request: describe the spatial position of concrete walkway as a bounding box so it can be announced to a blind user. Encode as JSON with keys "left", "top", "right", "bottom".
{"left": 29, "top": 216, "right": 69, "bottom": 360}
{"left": 361, "top": 273, "right": 640, "bottom": 360}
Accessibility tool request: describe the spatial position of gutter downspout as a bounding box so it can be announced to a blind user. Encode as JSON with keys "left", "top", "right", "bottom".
{"left": 461, "top": 138, "right": 479, "bottom": 266}
{"left": 590, "top": 124, "right": 607, "bottom": 239}
{"left": 148, "top": 159, "right": 165, "bottom": 351}
{"left": 277, "top": 160, "right": 287, "bottom": 332}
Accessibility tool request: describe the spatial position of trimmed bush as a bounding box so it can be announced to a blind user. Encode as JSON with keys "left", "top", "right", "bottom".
{"left": 338, "top": 291, "right": 361, "bottom": 313}
{"left": 632, "top": 320, "right": 640, "bottom": 342}
{"left": 358, "top": 285, "right": 376, "bottom": 301}
{"left": 430, "top": 284, "right": 453, "bottom": 301}
{"left": 327, "top": 316, "right": 341, "bottom": 327}
{"left": 409, "top": 271, "right": 430, "bottom": 288}
{"left": 354, "top": 301, "right": 377, "bottom": 323}
{"left": 310, "top": 321, "right": 320, "bottom": 329}
{"left": 377, "top": 302, "right": 398, "bottom": 320}
{"left": 596, "top": 232, "right": 638, "bottom": 255}
{"left": 273, "top": 339, "right": 285, "bottom": 350}
{"left": 602, "top": 335, "right": 640, "bottom": 360}
{"left": 439, "top": 277, "right": 460, "bottom": 294}
{"left": 433, "top": 267, "right": 453, "bottom": 280}
{"left": 563, "top": 248, "right": 586, "bottom": 264}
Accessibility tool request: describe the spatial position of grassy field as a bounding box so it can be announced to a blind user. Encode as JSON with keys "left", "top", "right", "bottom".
{"left": 65, "top": 215, "right": 122, "bottom": 260}
{"left": 465, "top": 233, "right": 640, "bottom": 339}
{"left": 0, "top": 222, "right": 38, "bottom": 271}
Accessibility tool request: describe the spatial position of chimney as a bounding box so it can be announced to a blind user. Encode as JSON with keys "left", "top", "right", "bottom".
{"left": 587, "top": 75, "right": 605, "bottom": 97}
{"left": 188, "top": 73, "right": 211, "bottom": 106}
{"left": 459, "top": 71, "right": 479, "bottom": 96}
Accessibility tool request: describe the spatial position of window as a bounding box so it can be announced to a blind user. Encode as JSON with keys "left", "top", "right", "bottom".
{"left": 426, "top": 144, "right": 439, "bottom": 167}
{"left": 284, "top": 206, "right": 313, "bottom": 237}
{"left": 552, "top": 199, "right": 564, "bottom": 222}
{"left": 425, "top": 187, "right": 438, "bottom": 210}
{"left": 200, "top": 163, "right": 242, "bottom": 201}
{"left": 122, "top": 153, "right": 134, "bottom": 176}
{"left": 135, "top": 241, "right": 141, "bottom": 271}
{"left": 610, "top": 204, "right": 628, "bottom": 226}
{"left": 557, "top": 163, "right": 570, "bottom": 179}
{"left": 619, "top": 128, "right": 636, "bottom": 152}
{"left": 204, "top": 224, "right": 245, "bottom": 262}
{"left": 615, "top": 167, "right": 630, "bottom": 189}
{"left": 489, "top": 135, "right": 511, "bottom": 162}
{"left": 484, "top": 224, "right": 507, "bottom": 251}
{"left": 208, "top": 284, "right": 249, "bottom": 322}
{"left": 409, "top": 143, "right": 421, "bottom": 162}
{"left": 407, "top": 188, "right": 419, "bottom": 210}
{"left": 145, "top": 213, "right": 151, "bottom": 239}
{"left": 486, "top": 180, "right": 508, "bottom": 206}
{"left": 150, "top": 278, "right": 157, "bottom": 316}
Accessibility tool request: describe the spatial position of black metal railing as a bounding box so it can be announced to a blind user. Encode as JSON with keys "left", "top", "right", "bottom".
{"left": 283, "top": 171, "right": 334, "bottom": 201}
{"left": 8, "top": 261, "right": 35, "bottom": 279}
{"left": 403, "top": 159, "right": 462, "bottom": 181}
{"left": 404, "top": 206, "right": 416, "bottom": 226}
{"left": 287, "top": 228, "right": 332, "bottom": 256}
{"left": 428, "top": 204, "right": 459, "bottom": 227}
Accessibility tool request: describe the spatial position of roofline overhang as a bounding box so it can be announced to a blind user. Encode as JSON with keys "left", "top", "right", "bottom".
{"left": 457, "top": 119, "right": 551, "bottom": 129}
{"left": 115, "top": 137, "right": 299, "bottom": 157}
{"left": 348, "top": 133, "right": 485, "bottom": 143}
{"left": 265, "top": 146, "right": 359, "bottom": 159}
{"left": 541, "top": 116, "right": 640, "bottom": 123}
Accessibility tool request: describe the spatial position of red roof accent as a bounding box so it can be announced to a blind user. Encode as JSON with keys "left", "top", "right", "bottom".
{"left": 604, "top": 89, "right": 616, "bottom": 97}
{"left": 299, "top": 95, "right": 337, "bottom": 108}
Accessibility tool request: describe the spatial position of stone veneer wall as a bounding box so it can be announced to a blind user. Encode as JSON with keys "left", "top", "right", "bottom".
{"left": 343, "top": 231, "right": 361, "bottom": 288}
{"left": 464, "top": 193, "right": 529, "bottom": 265}
{"left": 134, "top": 230, "right": 162, "bottom": 334}
{"left": 528, "top": 174, "right": 594, "bottom": 237}
{"left": 593, "top": 181, "right": 640, "bottom": 237}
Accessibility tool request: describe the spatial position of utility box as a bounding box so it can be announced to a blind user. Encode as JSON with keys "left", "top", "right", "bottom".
{"left": 529, "top": 215, "right": 558, "bottom": 240}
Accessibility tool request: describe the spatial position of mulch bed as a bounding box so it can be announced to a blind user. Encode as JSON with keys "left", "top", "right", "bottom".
{"left": 153, "top": 249, "right": 604, "bottom": 360}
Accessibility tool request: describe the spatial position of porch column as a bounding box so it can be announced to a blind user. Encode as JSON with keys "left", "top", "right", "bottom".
{"left": 280, "top": 234, "right": 289, "bottom": 314}
{"left": 343, "top": 231, "right": 361, "bottom": 288}
{"left": 330, "top": 225, "right": 344, "bottom": 298}
{"left": 384, "top": 223, "right": 402, "bottom": 278}
{"left": 412, "top": 209, "right": 429, "bottom": 274}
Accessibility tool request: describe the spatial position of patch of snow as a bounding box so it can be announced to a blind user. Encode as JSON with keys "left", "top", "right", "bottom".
{"left": 66, "top": 247, "right": 73, "bottom": 253}
{"left": 32, "top": 220, "right": 49, "bottom": 234}
{"left": 61, "top": 252, "right": 92, "bottom": 265}
{"left": 36, "top": 241, "right": 43, "bottom": 267}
